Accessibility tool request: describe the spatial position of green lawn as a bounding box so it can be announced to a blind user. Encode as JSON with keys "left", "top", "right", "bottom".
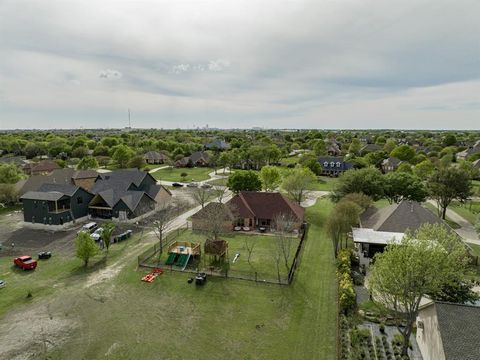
{"left": 36, "top": 199, "right": 338, "bottom": 360}
{"left": 311, "top": 176, "right": 339, "bottom": 191}
{"left": 148, "top": 231, "right": 299, "bottom": 282}
{"left": 423, "top": 202, "right": 461, "bottom": 229}
{"left": 152, "top": 167, "right": 215, "bottom": 182}
{"left": 450, "top": 201, "right": 480, "bottom": 225}
{"left": 0, "top": 235, "right": 142, "bottom": 318}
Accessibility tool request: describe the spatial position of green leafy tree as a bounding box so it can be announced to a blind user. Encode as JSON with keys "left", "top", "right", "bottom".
{"left": 260, "top": 165, "right": 281, "bottom": 191}
{"left": 180, "top": 172, "right": 188, "bottom": 181}
{"left": 101, "top": 222, "right": 116, "bottom": 253}
{"left": 0, "top": 163, "right": 24, "bottom": 183}
{"left": 0, "top": 183, "right": 19, "bottom": 205}
{"left": 326, "top": 200, "right": 361, "bottom": 255}
{"left": 442, "top": 133, "right": 457, "bottom": 147}
{"left": 369, "top": 224, "right": 469, "bottom": 357}
{"left": 413, "top": 159, "right": 435, "bottom": 180}
{"left": 227, "top": 170, "right": 262, "bottom": 193}
{"left": 313, "top": 140, "right": 327, "bottom": 156}
{"left": 281, "top": 167, "right": 316, "bottom": 204}
{"left": 396, "top": 162, "right": 412, "bottom": 173}
{"left": 383, "top": 138, "right": 397, "bottom": 153}
{"left": 112, "top": 145, "right": 134, "bottom": 168}
{"left": 128, "top": 155, "right": 146, "bottom": 169}
{"left": 427, "top": 167, "right": 472, "bottom": 219}
{"left": 348, "top": 138, "right": 361, "bottom": 155}
{"left": 77, "top": 156, "right": 99, "bottom": 170}
{"left": 384, "top": 172, "right": 427, "bottom": 204}
{"left": 332, "top": 167, "right": 385, "bottom": 201}
{"left": 390, "top": 144, "right": 416, "bottom": 162}
{"left": 75, "top": 231, "right": 99, "bottom": 267}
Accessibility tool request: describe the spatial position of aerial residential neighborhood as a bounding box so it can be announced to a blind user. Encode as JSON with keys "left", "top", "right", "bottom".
{"left": 1, "top": 1, "right": 480, "bottom": 359}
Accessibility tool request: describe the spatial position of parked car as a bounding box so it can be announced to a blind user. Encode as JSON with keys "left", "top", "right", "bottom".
{"left": 172, "top": 182, "right": 184, "bottom": 187}
{"left": 0, "top": 280, "right": 5, "bottom": 289}
{"left": 201, "top": 183, "right": 212, "bottom": 189}
{"left": 79, "top": 222, "right": 98, "bottom": 234}
{"left": 14, "top": 256, "right": 37, "bottom": 270}
{"left": 38, "top": 251, "right": 52, "bottom": 259}
{"left": 91, "top": 227, "right": 104, "bottom": 241}
{"left": 186, "top": 182, "right": 199, "bottom": 188}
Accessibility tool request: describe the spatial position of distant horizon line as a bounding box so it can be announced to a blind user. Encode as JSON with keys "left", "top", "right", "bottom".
{"left": 1, "top": 127, "right": 480, "bottom": 132}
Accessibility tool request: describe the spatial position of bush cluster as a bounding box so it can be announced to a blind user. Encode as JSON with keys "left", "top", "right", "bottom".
{"left": 337, "top": 249, "right": 356, "bottom": 312}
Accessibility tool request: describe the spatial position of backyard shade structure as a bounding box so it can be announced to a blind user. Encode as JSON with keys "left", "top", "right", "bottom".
{"left": 166, "top": 241, "right": 201, "bottom": 269}
{"left": 204, "top": 239, "right": 228, "bottom": 260}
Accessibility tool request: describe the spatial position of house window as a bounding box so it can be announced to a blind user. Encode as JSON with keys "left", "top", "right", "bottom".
{"left": 330, "top": 162, "right": 335, "bottom": 167}
{"left": 336, "top": 162, "right": 341, "bottom": 167}
{"left": 77, "top": 197, "right": 83, "bottom": 204}
{"left": 323, "top": 161, "right": 328, "bottom": 167}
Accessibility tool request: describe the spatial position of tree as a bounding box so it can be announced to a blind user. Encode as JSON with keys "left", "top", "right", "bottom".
{"left": 112, "top": 145, "right": 134, "bottom": 168}
{"left": 189, "top": 186, "right": 212, "bottom": 208}
{"left": 332, "top": 167, "right": 385, "bottom": 201}
{"left": 75, "top": 231, "right": 99, "bottom": 267}
{"left": 180, "top": 172, "right": 188, "bottom": 181}
{"left": 427, "top": 167, "right": 472, "bottom": 219}
{"left": 299, "top": 154, "right": 323, "bottom": 175}
{"left": 128, "top": 155, "right": 146, "bottom": 169}
{"left": 413, "top": 159, "right": 435, "bottom": 180}
{"left": 244, "top": 237, "right": 256, "bottom": 270}
{"left": 199, "top": 202, "right": 234, "bottom": 241}
{"left": 77, "top": 156, "right": 99, "bottom": 170}
{"left": 348, "top": 138, "right": 361, "bottom": 155}
{"left": 101, "top": 222, "right": 116, "bottom": 253}
{"left": 260, "top": 166, "right": 281, "bottom": 191}
{"left": 396, "top": 162, "right": 412, "bottom": 173}
{"left": 313, "top": 140, "right": 327, "bottom": 156}
{"left": 0, "top": 183, "right": 19, "bottom": 205}
{"left": 384, "top": 172, "right": 427, "bottom": 204}
{"left": 326, "top": 200, "right": 361, "bottom": 255}
{"left": 442, "top": 133, "right": 457, "bottom": 147}
{"left": 151, "top": 203, "right": 178, "bottom": 254}
{"left": 390, "top": 145, "right": 415, "bottom": 162}
{"left": 72, "top": 146, "right": 88, "bottom": 159}
{"left": 0, "top": 163, "right": 24, "bottom": 184}
{"left": 383, "top": 138, "right": 397, "bottom": 153}
{"left": 369, "top": 224, "right": 469, "bottom": 357}
{"left": 341, "top": 192, "right": 372, "bottom": 211}
{"left": 273, "top": 213, "right": 297, "bottom": 272}
{"left": 281, "top": 167, "right": 316, "bottom": 204}
{"left": 227, "top": 170, "right": 262, "bottom": 193}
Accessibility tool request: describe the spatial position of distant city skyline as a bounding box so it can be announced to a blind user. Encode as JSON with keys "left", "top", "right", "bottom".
{"left": 1, "top": 0, "right": 480, "bottom": 130}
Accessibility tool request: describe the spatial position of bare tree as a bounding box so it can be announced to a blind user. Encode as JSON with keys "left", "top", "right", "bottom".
{"left": 244, "top": 237, "right": 256, "bottom": 270}
{"left": 189, "top": 186, "right": 212, "bottom": 208}
{"left": 151, "top": 203, "right": 178, "bottom": 254}
{"left": 197, "top": 202, "right": 232, "bottom": 240}
{"left": 214, "top": 186, "right": 229, "bottom": 204}
{"left": 271, "top": 240, "right": 283, "bottom": 284}
{"left": 273, "top": 213, "right": 297, "bottom": 273}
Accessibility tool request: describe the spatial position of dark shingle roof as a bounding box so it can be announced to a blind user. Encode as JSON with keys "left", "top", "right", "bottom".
{"left": 434, "top": 302, "right": 480, "bottom": 360}
{"left": 38, "top": 183, "right": 79, "bottom": 196}
{"left": 21, "top": 191, "right": 67, "bottom": 201}
{"left": 228, "top": 191, "right": 305, "bottom": 222}
{"left": 205, "top": 139, "right": 230, "bottom": 150}
{"left": 144, "top": 151, "right": 167, "bottom": 161}
{"left": 360, "top": 200, "right": 444, "bottom": 232}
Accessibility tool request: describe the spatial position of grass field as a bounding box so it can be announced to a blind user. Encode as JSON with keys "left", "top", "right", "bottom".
{"left": 423, "top": 202, "right": 461, "bottom": 229}
{"left": 0, "top": 235, "right": 143, "bottom": 318}
{"left": 311, "top": 176, "right": 339, "bottom": 191}
{"left": 450, "top": 201, "right": 480, "bottom": 225}
{"left": 146, "top": 231, "right": 299, "bottom": 282}
{"left": 11, "top": 198, "right": 337, "bottom": 359}
{"left": 152, "top": 167, "right": 215, "bottom": 182}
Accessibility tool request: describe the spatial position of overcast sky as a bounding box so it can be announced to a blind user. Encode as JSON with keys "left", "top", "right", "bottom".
{"left": 1, "top": 0, "right": 479, "bottom": 130}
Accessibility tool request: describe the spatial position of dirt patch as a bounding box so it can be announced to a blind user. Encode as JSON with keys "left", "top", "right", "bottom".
{"left": 0, "top": 299, "right": 79, "bottom": 360}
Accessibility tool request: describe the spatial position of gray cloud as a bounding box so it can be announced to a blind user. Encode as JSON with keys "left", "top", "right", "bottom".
{"left": 0, "top": 0, "right": 479, "bottom": 129}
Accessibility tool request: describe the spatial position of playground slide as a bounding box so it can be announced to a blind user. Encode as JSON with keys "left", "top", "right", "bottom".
{"left": 181, "top": 254, "right": 191, "bottom": 271}
{"left": 175, "top": 253, "right": 190, "bottom": 269}
{"left": 166, "top": 253, "right": 177, "bottom": 266}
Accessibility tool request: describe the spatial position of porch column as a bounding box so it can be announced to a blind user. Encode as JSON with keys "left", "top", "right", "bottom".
{"left": 55, "top": 201, "right": 58, "bottom": 213}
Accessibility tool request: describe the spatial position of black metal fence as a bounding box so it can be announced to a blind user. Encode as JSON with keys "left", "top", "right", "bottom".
{"left": 138, "top": 222, "right": 309, "bottom": 286}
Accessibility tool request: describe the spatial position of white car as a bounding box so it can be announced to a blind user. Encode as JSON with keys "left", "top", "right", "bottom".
{"left": 0, "top": 280, "right": 5, "bottom": 289}
{"left": 90, "top": 227, "right": 104, "bottom": 241}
